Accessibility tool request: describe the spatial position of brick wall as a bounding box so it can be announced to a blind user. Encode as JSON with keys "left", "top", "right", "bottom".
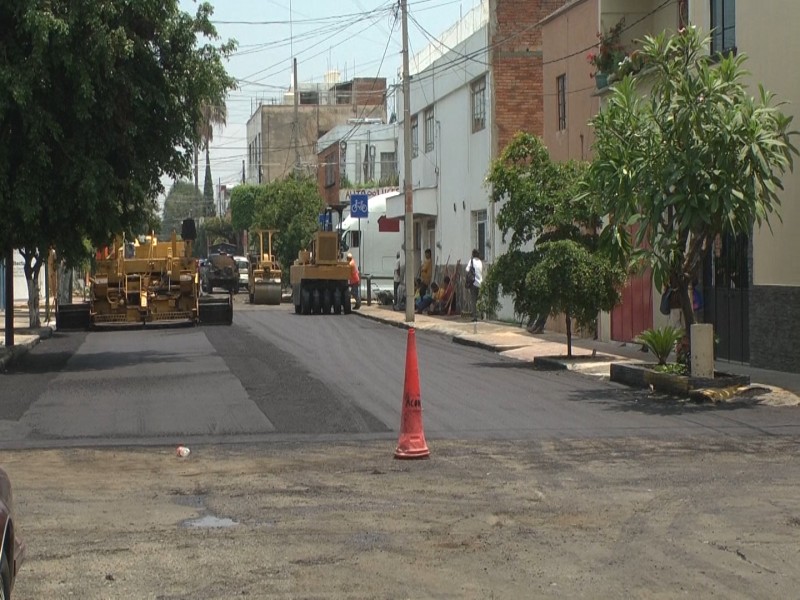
{"left": 317, "top": 143, "right": 340, "bottom": 206}
{"left": 490, "top": 0, "right": 568, "bottom": 155}
{"left": 352, "top": 77, "right": 387, "bottom": 107}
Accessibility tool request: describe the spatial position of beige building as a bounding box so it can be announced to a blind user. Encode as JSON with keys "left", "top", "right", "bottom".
{"left": 246, "top": 77, "right": 387, "bottom": 184}
{"left": 543, "top": 0, "right": 799, "bottom": 372}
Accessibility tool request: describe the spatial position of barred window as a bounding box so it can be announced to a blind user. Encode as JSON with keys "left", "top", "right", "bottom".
{"left": 411, "top": 116, "right": 419, "bottom": 158}
{"left": 471, "top": 76, "right": 486, "bottom": 132}
{"left": 556, "top": 74, "right": 566, "bottom": 131}
{"left": 710, "top": 0, "right": 736, "bottom": 55}
{"left": 424, "top": 107, "right": 435, "bottom": 153}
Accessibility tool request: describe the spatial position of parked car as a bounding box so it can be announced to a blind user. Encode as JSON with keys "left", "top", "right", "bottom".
{"left": 0, "top": 467, "right": 25, "bottom": 598}
{"left": 233, "top": 256, "right": 250, "bottom": 292}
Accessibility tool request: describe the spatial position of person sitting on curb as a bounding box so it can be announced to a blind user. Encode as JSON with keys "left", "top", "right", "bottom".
{"left": 430, "top": 276, "right": 453, "bottom": 315}
{"left": 415, "top": 282, "right": 438, "bottom": 314}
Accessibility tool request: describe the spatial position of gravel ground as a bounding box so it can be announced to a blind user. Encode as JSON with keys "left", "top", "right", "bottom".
{"left": 5, "top": 437, "right": 800, "bottom": 599}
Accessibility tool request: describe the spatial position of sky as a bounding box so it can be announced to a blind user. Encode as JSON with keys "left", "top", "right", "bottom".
{"left": 176, "top": 0, "right": 481, "bottom": 192}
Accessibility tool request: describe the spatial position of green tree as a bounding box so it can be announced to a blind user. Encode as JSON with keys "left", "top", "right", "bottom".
{"left": 586, "top": 27, "right": 797, "bottom": 335}
{"left": 252, "top": 176, "right": 324, "bottom": 279}
{"left": 230, "top": 184, "right": 259, "bottom": 233}
{"left": 0, "top": 0, "right": 235, "bottom": 334}
{"left": 203, "top": 161, "right": 216, "bottom": 217}
{"left": 161, "top": 181, "right": 204, "bottom": 240}
{"left": 195, "top": 100, "right": 227, "bottom": 190}
{"left": 196, "top": 215, "right": 236, "bottom": 257}
{"left": 483, "top": 133, "right": 624, "bottom": 357}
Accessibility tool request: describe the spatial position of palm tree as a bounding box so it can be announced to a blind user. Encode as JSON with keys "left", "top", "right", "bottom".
{"left": 194, "top": 99, "right": 227, "bottom": 189}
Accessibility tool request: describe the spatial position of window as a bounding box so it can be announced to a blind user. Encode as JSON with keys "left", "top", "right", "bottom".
{"left": 471, "top": 76, "right": 486, "bottom": 132}
{"left": 678, "top": 0, "right": 689, "bottom": 28}
{"left": 710, "top": 0, "right": 735, "bottom": 55}
{"left": 324, "top": 157, "right": 335, "bottom": 188}
{"left": 424, "top": 107, "right": 435, "bottom": 153}
{"left": 380, "top": 152, "right": 397, "bottom": 184}
{"left": 472, "top": 209, "right": 488, "bottom": 262}
{"left": 556, "top": 74, "right": 566, "bottom": 131}
{"left": 411, "top": 116, "right": 419, "bottom": 158}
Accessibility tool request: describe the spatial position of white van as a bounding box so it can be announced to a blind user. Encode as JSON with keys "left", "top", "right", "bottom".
{"left": 233, "top": 256, "right": 250, "bottom": 292}
{"left": 340, "top": 191, "right": 403, "bottom": 300}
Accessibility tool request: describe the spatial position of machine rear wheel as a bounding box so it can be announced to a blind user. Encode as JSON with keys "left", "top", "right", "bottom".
{"left": 301, "top": 286, "right": 311, "bottom": 315}
{"left": 322, "top": 288, "right": 332, "bottom": 314}
{"left": 343, "top": 286, "right": 352, "bottom": 315}
{"left": 312, "top": 288, "right": 321, "bottom": 314}
{"left": 333, "top": 288, "right": 342, "bottom": 314}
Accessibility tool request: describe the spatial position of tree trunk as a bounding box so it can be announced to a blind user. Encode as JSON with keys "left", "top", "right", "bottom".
{"left": 22, "top": 249, "right": 42, "bottom": 328}
{"left": 194, "top": 145, "right": 199, "bottom": 190}
{"left": 4, "top": 247, "right": 14, "bottom": 347}
{"left": 565, "top": 312, "right": 573, "bottom": 358}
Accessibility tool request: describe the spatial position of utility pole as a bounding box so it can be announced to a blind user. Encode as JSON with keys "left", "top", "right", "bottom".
{"left": 242, "top": 160, "right": 245, "bottom": 184}
{"left": 401, "top": 0, "right": 415, "bottom": 323}
{"left": 293, "top": 57, "right": 301, "bottom": 175}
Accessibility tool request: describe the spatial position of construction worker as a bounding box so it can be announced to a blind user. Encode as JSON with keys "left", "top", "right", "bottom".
{"left": 347, "top": 252, "right": 361, "bottom": 310}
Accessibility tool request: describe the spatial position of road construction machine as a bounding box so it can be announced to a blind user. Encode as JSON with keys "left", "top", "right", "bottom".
{"left": 290, "top": 208, "right": 352, "bottom": 315}
{"left": 200, "top": 252, "right": 238, "bottom": 294}
{"left": 55, "top": 219, "right": 232, "bottom": 328}
{"left": 249, "top": 229, "right": 283, "bottom": 305}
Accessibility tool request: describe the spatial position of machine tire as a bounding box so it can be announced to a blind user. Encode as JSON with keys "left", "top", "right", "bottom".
{"left": 322, "top": 288, "right": 332, "bottom": 314}
{"left": 1, "top": 550, "right": 11, "bottom": 600}
{"left": 312, "top": 288, "right": 321, "bottom": 314}
{"left": 343, "top": 286, "right": 352, "bottom": 314}
{"left": 249, "top": 292, "right": 254, "bottom": 304}
{"left": 301, "top": 286, "right": 311, "bottom": 315}
{"left": 332, "top": 288, "right": 342, "bottom": 314}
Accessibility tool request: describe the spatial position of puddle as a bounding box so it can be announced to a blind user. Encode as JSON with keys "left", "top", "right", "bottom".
{"left": 181, "top": 515, "right": 239, "bottom": 529}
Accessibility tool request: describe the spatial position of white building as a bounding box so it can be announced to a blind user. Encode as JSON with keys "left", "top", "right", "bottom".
{"left": 317, "top": 121, "right": 398, "bottom": 196}
{"left": 388, "top": 0, "right": 562, "bottom": 320}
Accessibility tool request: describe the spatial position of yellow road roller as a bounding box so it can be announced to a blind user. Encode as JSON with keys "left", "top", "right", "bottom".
{"left": 249, "top": 229, "right": 282, "bottom": 305}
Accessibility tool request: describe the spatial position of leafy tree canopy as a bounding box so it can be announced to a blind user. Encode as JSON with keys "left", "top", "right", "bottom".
{"left": 482, "top": 133, "right": 624, "bottom": 355}
{"left": 203, "top": 161, "right": 216, "bottom": 218}
{"left": 161, "top": 181, "right": 204, "bottom": 240}
{"left": 0, "top": 0, "right": 236, "bottom": 263}
{"left": 586, "top": 27, "right": 798, "bottom": 329}
{"left": 252, "top": 176, "right": 324, "bottom": 278}
{"left": 230, "top": 185, "right": 259, "bottom": 233}
{"left": 196, "top": 215, "right": 236, "bottom": 258}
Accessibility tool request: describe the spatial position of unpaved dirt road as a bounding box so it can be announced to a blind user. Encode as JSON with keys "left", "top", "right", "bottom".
{"left": 6, "top": 437, "right": 800, "bottom": 599}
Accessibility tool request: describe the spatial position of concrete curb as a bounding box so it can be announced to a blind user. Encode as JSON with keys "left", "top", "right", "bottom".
{"left": 451, "top": 336, "right": 501, "bottom": 353}
{"left": 0, "top": 326, "right": 53, "bottom": 371}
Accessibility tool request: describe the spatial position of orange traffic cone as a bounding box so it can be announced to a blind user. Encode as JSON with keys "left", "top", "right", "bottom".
{"left": 394, "top": 328, "right": 430, "bottom": 459}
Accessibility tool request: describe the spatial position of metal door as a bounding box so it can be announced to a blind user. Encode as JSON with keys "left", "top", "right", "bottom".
{"left": 703, "top": 232, "right": 750, "bottom": 362}
{"left": 611, "top": 269, "right": 653, "bottom": 342}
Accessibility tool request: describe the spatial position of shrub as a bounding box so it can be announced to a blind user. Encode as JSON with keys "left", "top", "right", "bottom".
{"left": 636, "top": 326, "right": 684, "bottom": 365}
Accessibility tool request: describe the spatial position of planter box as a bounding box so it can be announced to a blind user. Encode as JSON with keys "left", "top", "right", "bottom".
{"left": 610, "top": 362, "right": 750, "bottom": 396}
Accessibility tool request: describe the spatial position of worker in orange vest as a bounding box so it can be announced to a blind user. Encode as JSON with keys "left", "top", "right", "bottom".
{"left": 347, "top": 252, "right": 361, "bottom": 310}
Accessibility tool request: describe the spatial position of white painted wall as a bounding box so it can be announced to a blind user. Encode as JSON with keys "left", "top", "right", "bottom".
{"left": 398, "top": 23, "right": 518, "bottom": 319}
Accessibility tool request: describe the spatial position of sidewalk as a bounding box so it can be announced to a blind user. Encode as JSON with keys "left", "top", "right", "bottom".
{"left": 0, "top": 307, "right": 54, "bottom": 371}
{"left": 353, "top": 302, "right": 800, "bottom": 397}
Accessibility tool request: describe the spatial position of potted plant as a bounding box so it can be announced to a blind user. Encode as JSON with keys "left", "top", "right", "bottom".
{"left": 587, "top": 18, "right": 627, "bottom": 88}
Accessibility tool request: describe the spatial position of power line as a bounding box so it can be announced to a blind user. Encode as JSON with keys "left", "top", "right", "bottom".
{"left": 405, "top": 0, "right": 676, "bottom": 86}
